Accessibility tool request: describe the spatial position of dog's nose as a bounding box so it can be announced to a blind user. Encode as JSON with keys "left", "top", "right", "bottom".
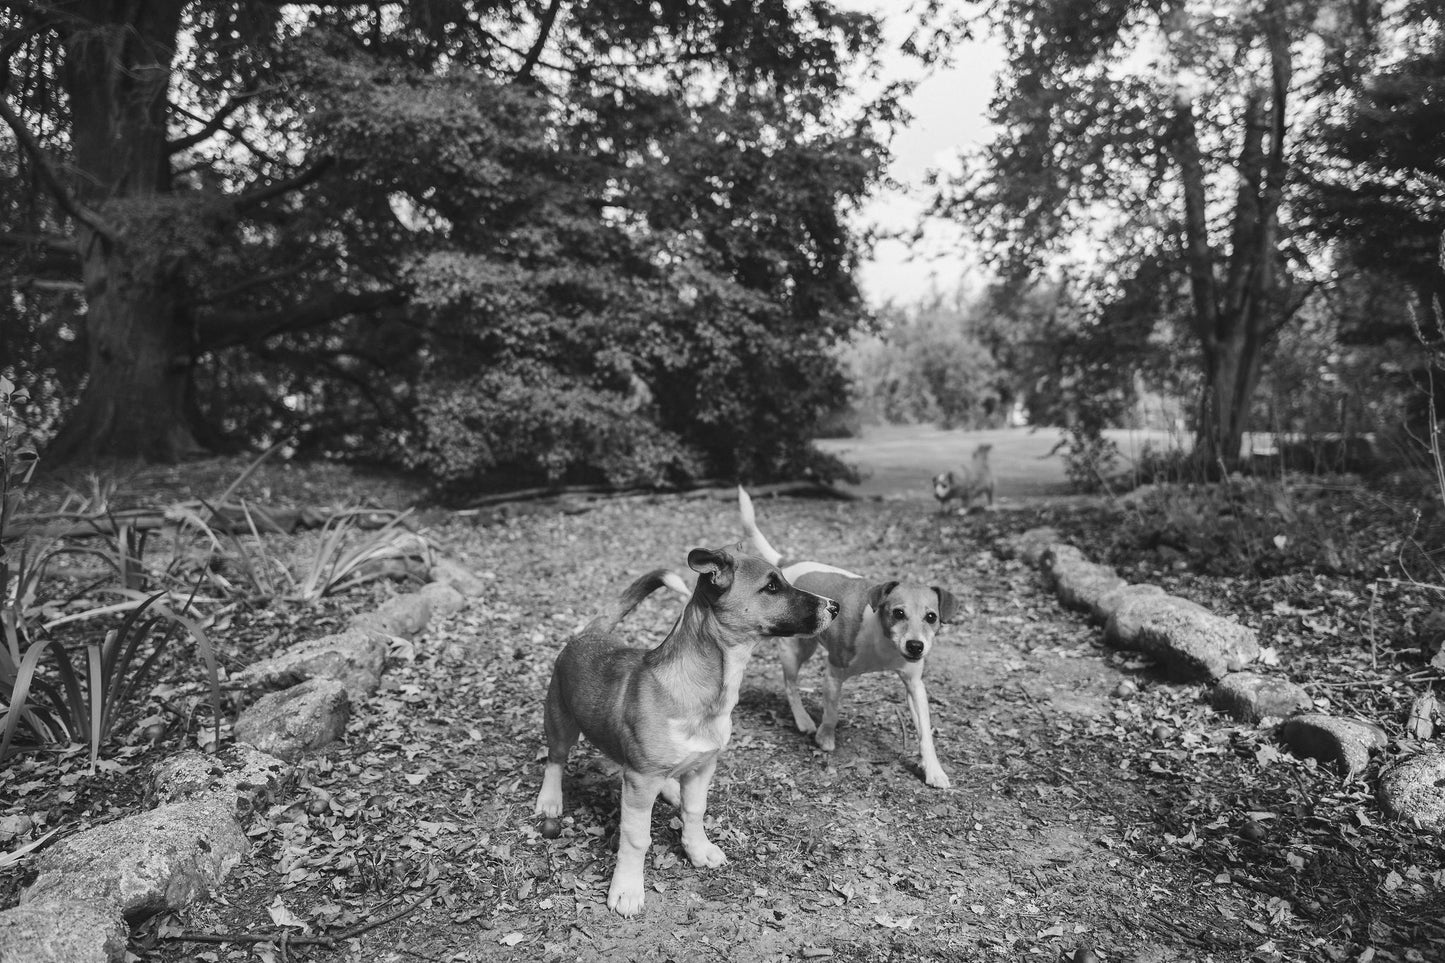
{"left": 904, "top": 639, "right": 925, "bottom": 659}
{"left": 825, "top": 599, "right": 840, "bottom": 618}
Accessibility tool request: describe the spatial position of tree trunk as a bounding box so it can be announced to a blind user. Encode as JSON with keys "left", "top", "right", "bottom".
{"left": 1171, "top": 1, "right": 1291, "bottom": 478}
{"left": 44, "top": 1, "right": 198, "bottom": 465}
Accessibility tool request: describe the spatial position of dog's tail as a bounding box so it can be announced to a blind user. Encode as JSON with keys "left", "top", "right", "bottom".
{"left": 590, "top": 568, "right": 691, "bottom": 633}
{"left": 737, "top": 486, "right": 785, "bottom": 566}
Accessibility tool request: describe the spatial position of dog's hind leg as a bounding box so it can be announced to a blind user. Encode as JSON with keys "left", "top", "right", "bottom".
{"left": 679, "top": 756, "right": 726, "bottom": 868}
{"left": 609, "top": 771, "right": 664, "bottom": 916}
{"left": 536, "top": 676, "right": 578, "bottom": 817}
{"left": 899, "top": 669, "right": 950, "bottom": 789}
{"left": 779, "top": 637, "right": 820, "bottom": 734}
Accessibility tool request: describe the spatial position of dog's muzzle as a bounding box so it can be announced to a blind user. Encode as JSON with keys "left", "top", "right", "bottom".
{"left": 903, "top": 639, "right": 925, "bottom": 661}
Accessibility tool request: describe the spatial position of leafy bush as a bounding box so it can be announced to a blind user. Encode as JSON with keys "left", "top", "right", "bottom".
{"left": 409, "top": 368, "right": 703, "bottom": 488}
{"left": 1, "top": 589, "right": 221, "bottom": 769}
{"left": 847, "top": 297, "right": 1015, "bottom": 429}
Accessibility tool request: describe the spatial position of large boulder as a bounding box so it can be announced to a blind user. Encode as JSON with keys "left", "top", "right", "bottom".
{"left": 236, "top": 628, "right": 388, "bottom": 697}
{"left": 1210, "top": 672, "right": 1312, "bottom": 723}
{"left": 22, "top": 797, "right": 246, "bottom": 921}
{"left": 430, "top": 556, "right": 489, "bottom": 597}
{"left": 349, "top": 592, "right": 431, "bottom": 640}
{"left": 0, "top": 899, "right": 128, "bottom": 963}
{"left": 418, "top": 580, "right": 467, "bottom": 619}
{"left": 998, "top": 528, "right": 1063, "bottom": 567}
{"left": 1279, "top": 713, "right": 1387, "bottom": 779}
{"left": 1050, "top": 559, "right": 1128, "bottom": 619}
{"left": 1379, "top": 751, "right": 1445, "bottom": 830}
{"left": 233, "top": 678, "right": 350, "bottom": 762}
{"left": 1092, "top": 583, "right": 1166, "bottom": 625}
{"left": 1131, "top": 607, "right": 1260, "bottom": 682}
{"left": 149, "top": 744, "right": 291, "bottom": 816}
{"left": 1105, "top": 592, "right": 1209, "bottom": 649}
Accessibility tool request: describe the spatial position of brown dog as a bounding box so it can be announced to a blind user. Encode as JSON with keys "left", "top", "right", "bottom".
{"left": 932, "top": 443, "right": 994, "bottom": 511}
{"left": 738, "top": 489, "right": 959, "bottom": 788}
{"left": 535, "top": 549, "right": 838, "bottom": 916}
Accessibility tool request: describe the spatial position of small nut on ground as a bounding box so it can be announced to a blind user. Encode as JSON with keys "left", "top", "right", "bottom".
{"left": 540, "top": 817, "right": 562, "bottom": 839}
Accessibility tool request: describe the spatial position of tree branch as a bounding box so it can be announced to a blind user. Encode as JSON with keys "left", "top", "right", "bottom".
{"left": 196, "top": 287, "right": 405, "bottom": 351}
{"left": 168, "top": 91, "right": 257, "bottom": 154}
{"left": 0, "top": 91, "right": 119, "bottom": 242}
{"left": 229, "top": 157, "right": 336, "bottom": 214}
{"left": 515, "top": 0, "right": 564, "bottom": 84}
{"left": 0, "top": 230, "right": 76, "bottom": 255}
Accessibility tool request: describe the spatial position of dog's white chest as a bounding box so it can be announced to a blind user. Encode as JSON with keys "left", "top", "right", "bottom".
{"left": 665, "top": 714, "right": 731, "bottom": 775}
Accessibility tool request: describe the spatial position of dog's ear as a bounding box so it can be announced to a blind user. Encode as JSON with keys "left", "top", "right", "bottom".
{"left": 687, "top": 548, "right": 735, "bottom": 592}
{"left": 933, "top": 587, "right": 959, "bottom": 623}
{"left": 866, "top": 580, "right": 900, "bottom": 612}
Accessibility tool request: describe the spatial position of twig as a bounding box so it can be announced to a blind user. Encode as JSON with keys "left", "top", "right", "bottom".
{"left": 160, "top": 893, "right": 426, "bottom": 949}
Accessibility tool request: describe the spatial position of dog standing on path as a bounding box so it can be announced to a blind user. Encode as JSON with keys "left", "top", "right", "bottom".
{"left": 535, "top": 549, "right": 838, "bottom": 916}
{"left": 933, "top": 443, "right": 995, "bottom": 512}
{"left": 738, "top": 489, "right": 959, "bottom": 788}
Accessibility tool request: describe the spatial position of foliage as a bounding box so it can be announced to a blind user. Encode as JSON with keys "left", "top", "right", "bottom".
{"left": 934, "top": 0, "right": 1418, "bottom": 472}
{"left": 288, "top": 509, "right": 429, "bottom": 604}
{"left": 0, "top": 588, "right": 221, "bottom": 770}
{"left": 5, "top": 1, "right": 898, "bottom": 485}
{"left": 846, "top": 294, "right": 1015, "bottom": 429}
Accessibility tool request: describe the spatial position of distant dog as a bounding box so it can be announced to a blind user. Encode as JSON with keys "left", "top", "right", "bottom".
{"left": 536, "top": 550, "right": 838, "bottom": 916}
{"left": 932, "top": 443, "right": 994, "bottom": 512}
{"left": 738, "top": 489, "right": 959, "bottom": 788}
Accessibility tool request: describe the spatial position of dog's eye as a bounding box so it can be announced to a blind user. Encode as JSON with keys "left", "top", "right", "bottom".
{"left": 925, "top": 612, "right": 938, "bottom": 624}
{"left": 892, "top": 608, "right": 906, "bottom": 620}
{"left": 762, "top": 578, "right": 779, "bottom": 594}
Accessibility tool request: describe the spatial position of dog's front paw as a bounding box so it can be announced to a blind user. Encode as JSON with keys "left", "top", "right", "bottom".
{"left": 925, "top": 768, "right": 951, "bottom": 789}
{"left": 814, "top": 727, "right": 837, "bottom": 752}
{"left": 607, "top": 876, "right": 646, "bottom": 917}
{"left": 685, "top": 839, "right": 727, "bottom": 868}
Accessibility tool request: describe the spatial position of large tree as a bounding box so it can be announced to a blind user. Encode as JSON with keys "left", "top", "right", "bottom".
{"left": 2, "top": 1, "right": 893, "bottom": 482}
{"left": 936, "top": 0, "right": 1388, "bottom": 471}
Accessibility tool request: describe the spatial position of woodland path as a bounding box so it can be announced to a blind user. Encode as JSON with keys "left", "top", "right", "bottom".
{"left": 158, "top": 492, "right": 1386, "bottom": 963}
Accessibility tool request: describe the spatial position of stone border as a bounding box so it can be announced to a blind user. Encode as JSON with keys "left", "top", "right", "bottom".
{"left": 999, "top": 527, "right": 1441, "bottom": 830}
{"left": 0, "top": 558, "right": 487, "bottom": 963}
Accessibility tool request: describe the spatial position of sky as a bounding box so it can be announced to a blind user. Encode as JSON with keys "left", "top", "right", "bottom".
{"left": 833, "top": 2, "right": 1006, "bottom": 308}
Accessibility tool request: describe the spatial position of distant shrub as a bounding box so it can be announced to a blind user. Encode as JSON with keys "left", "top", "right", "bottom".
{"left": 408, "top": 367, "right": 703, "bottom": 488}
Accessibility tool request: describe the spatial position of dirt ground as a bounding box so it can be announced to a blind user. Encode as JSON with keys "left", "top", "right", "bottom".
{"left": 143, "top": 491, "right": 1440, "bottom": 963}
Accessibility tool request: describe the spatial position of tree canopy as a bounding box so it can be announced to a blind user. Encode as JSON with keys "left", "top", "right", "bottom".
{"left": 2, "top": 1, "right": 899, "bottom": 487}
{"left": 935, "top": 0, "right": 1443, "bottom": 470}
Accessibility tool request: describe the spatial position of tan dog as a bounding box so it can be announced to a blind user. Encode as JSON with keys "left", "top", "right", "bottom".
{"left": 535, "top": 550, "right": 838, "bottom": 916}
{"left": 738, "top": 489, "right": 959, "bottom": 788}
{"left": 932, "top": 443, "right": 995, "bottom": 511}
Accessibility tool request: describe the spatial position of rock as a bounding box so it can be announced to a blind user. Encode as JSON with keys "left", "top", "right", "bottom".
{"left": 1379, "top": 751, "right": 1445, "bottom": 830}
{"left": 1210, "top": 673, "right": 1312, "bottom": 723}
{"left": 1407, "top": 692, "right": 1438, "bottom": 741}
{"left": 22, "top": 798, "right": 246, "bottom": 921}
{"left": 418, "top": 580, "right": 467, "bottom": 619}
{"left": 149, "top": 744, "right": 291, "bottom": 816}
{"left": 236, "top": 628, "right": 388, "bottom": 697}
{"left": 431, "top": 555, "right": 489, "bottom": 597}
{"left": 0, "top": 899, "right": 128, "bottom": 963}
{"left": 1105, "top": 592, "right": 1208, "bottom": 649}
{"left": 1049, "top": 559, "right": 1128, "bottom": 619}
{"left": 1039, "top": 543, "right": 1088, "bottom": 582}
{"left": 349, "top": 592, "right": 430, "bottom": 640}
{"left": 1132, "top": 607, "right": 1261, "bottom": 682}
{"left": 233, "top": 678, "right": 350, "bottom": 762}
{"left": 1092, "top": 582, "right": 1166, "bottom": 625}
{"left": 998, "top": 527, "right": 1062, "bottom": 567}
{"left": 1279, "top": 713, "right": 1387, "bottom": 778}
